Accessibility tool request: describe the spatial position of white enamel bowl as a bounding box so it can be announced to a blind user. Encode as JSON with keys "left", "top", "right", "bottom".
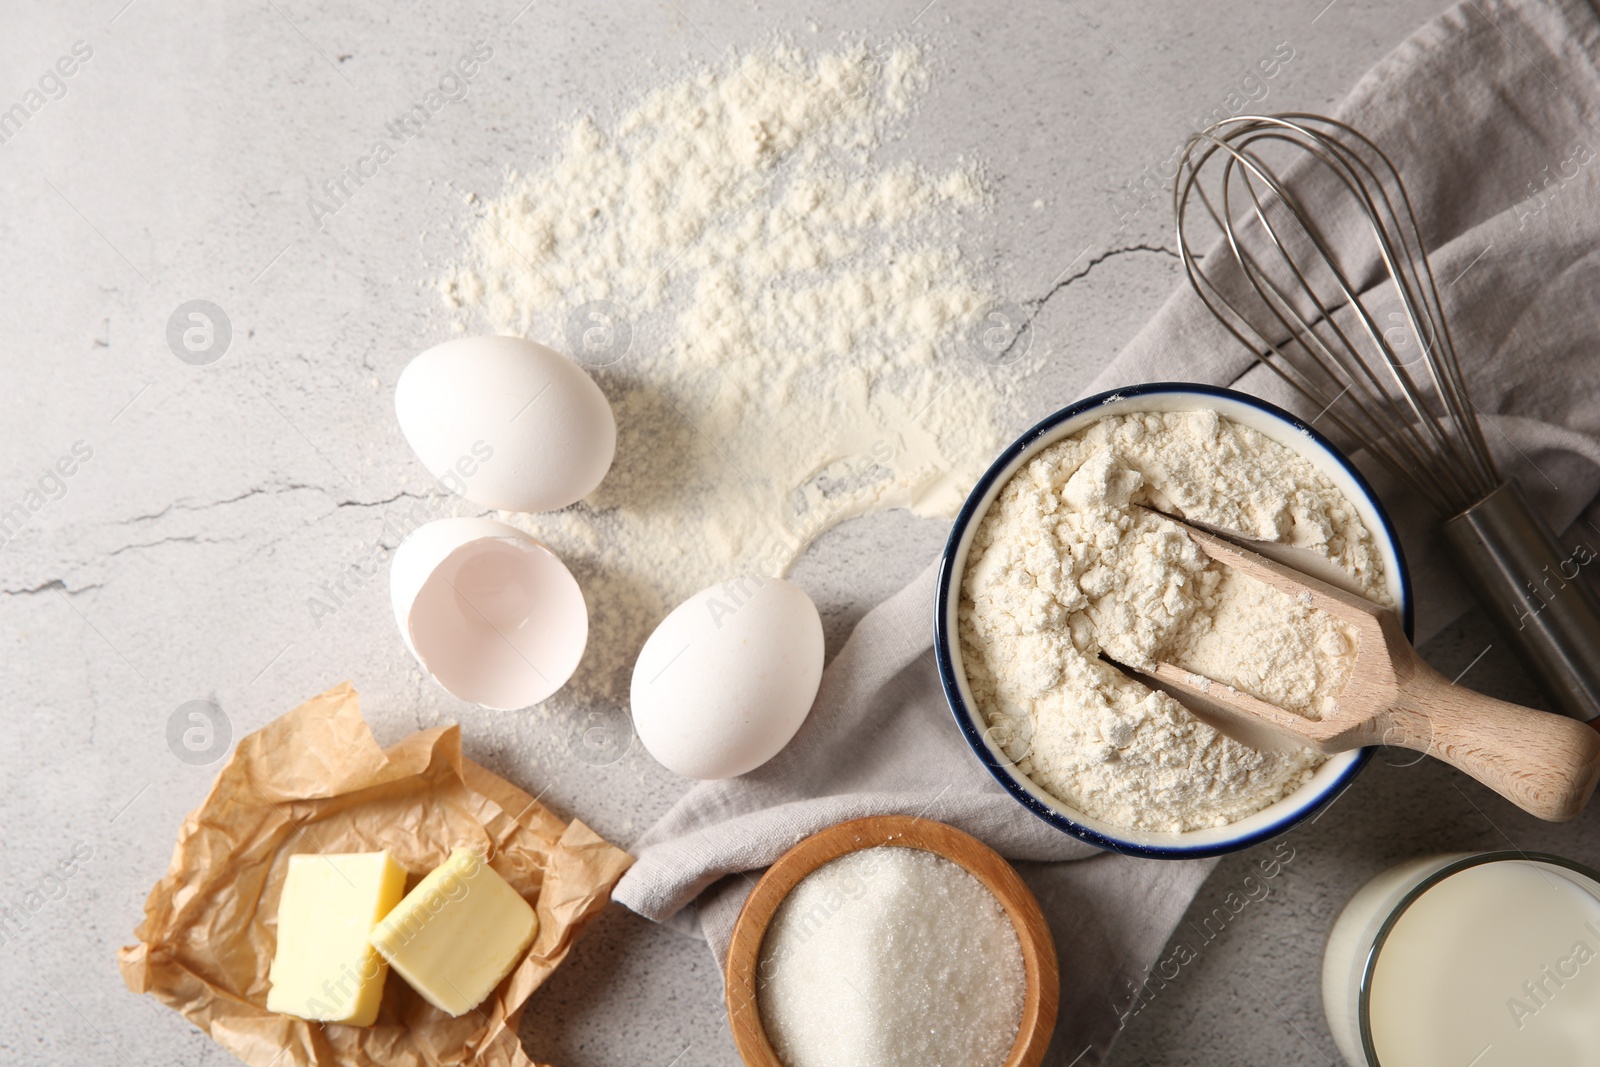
{"left": 933, "top": 384, "right": 1413, "bottom": 858}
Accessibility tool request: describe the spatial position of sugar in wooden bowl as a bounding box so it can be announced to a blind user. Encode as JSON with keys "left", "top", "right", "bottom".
{"left": 724, "top": 816, "right": 1058, "bottom": 1067}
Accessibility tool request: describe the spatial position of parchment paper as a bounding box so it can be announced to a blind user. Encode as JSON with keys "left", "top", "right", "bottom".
{"left": 118, "top": 682, "right": 632, "bottom": 1067}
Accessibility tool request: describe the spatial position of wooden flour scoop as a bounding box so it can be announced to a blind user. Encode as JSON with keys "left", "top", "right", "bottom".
{"left": 1114, "top": 512, "right": 1600, "bottom": 822}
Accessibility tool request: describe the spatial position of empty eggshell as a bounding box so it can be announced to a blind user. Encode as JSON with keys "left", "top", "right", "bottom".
{"left": 395, "top": 336, "right": 616, "bottom": 512}
{"left": 630, "top": 576, "right": 824, "bottom": 780}
{"left": 391, "top": 517, "right": 587, "bottom": 710}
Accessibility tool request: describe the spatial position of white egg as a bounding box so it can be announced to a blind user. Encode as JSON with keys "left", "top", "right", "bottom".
{"left": 395, "top": 336, "right": 616, "bottom": 512}
{"left": 631, "top": 576, "right": 825, "bottom": 780}
{"left": 390, "top": 517, "right": 588, "bottom": 710}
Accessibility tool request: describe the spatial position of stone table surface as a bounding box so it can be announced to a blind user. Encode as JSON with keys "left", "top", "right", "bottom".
{"left": 9, "top": 1, "right": 1597, "bottom": 1065}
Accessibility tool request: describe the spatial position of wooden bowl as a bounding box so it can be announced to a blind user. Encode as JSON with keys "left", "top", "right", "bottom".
{"left": 724, "top": 815, "right": 1059, "bottom": 1067}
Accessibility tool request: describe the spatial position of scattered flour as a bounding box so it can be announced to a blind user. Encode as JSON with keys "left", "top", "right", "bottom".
{"left": 758, "top": 846, "right": 1025, "bottom": 1067}
{"left": 959, "top": 410, "right": 1390, "bottom": 832}
{"left": 438, "top": 41, "right": 1014, "bottom": 704}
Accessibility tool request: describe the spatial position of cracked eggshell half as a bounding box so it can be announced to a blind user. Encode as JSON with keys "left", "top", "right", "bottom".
{"left": 395, "top": 336, "right": 616, "bottom": 513}
{"left": 391, "top": 517, "right": 587, "bottom": 710}
{"left": 630, "top": 577, "right": 824, "bottom": 780}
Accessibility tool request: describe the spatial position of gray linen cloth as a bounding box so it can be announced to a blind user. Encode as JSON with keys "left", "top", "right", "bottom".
{"left": 613, "top": 0, "right": 1600, "bottom": 1062}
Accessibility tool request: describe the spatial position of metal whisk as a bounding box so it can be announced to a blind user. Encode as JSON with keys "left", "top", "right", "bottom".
{"left": 1174, "top": 112, "right": 1600, "bottom": 723}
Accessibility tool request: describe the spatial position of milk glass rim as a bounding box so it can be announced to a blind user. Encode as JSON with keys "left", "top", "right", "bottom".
{"left": 1356, "top": 849, "right": 1600, "bottom": 1066}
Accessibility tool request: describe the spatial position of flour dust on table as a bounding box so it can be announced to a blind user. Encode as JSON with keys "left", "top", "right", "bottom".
{"left": 438, "top": 40, "right": 1018, "bottom": 705}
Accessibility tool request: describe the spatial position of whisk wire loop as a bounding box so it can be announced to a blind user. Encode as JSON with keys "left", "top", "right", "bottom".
{"left": 1173, "top": 113, "right": 1502, "bottom": 515}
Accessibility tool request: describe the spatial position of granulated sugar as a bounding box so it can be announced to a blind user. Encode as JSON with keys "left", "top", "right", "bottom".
{"left": 758, "top": 846, "right": 1024, "bottom": 1067}
{"left": 959, "top": 410, "right": 1390, "bottom": 832}
{"left": 438, "top": 41, "right": 1014, "bottom": 703}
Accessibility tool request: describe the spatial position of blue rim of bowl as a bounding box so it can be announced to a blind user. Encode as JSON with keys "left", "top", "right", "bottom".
{"left": 933, "top": 382, "right": 1415, "bottom": 859}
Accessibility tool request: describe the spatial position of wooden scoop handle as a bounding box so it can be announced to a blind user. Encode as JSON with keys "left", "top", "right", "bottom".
{"left": 1380, "top": 658, "right": 1600, "bottom": 822}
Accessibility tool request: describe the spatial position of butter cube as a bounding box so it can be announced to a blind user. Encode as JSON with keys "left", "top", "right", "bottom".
{"left": 368, "top": 847, "right": 538, "bottom": 1017}
{"left": 266, "top": 851, "right": 407, "bottom": 1026}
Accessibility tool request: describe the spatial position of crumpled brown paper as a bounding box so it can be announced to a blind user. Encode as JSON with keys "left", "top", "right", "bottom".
{"left": 118, "top": 682, "right": 633, "bottom": 1067}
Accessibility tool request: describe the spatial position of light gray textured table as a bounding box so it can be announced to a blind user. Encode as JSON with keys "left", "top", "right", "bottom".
{"left": 13, "top": 2, "right": 1595, "bottom": 1065}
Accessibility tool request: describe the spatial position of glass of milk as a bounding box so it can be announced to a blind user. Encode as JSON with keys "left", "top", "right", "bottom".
{"left": 1323, "top": 850, "right": 1600, "bottom": 1066}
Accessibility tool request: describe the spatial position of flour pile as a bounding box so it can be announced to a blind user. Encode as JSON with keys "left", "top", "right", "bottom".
{"left": 439, "top": 42, "right": 1014, "bottom": 703}
{"left": 959, "top": 410, "right": 1390, "bottom": 832}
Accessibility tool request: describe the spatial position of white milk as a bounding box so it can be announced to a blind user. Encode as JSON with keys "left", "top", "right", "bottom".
{"left": 1323, "top": 854, "right": 1600, "bottom": 1066}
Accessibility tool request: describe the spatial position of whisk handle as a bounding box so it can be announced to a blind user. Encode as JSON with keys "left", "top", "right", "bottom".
{"left": 1441, "top": 480, "right": 1600, "bottom": 723}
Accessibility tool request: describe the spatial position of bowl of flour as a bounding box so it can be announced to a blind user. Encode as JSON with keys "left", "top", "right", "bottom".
{"left": 933, "top": 384, "right": 1413, "bottom": 858}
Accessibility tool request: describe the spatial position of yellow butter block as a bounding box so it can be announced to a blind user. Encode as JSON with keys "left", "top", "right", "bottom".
{"left": 265, "top": 851, "right": 407, "bottom": 1026}
{"left": 368, "top": 847, "right": 538, "bottom": 1017}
